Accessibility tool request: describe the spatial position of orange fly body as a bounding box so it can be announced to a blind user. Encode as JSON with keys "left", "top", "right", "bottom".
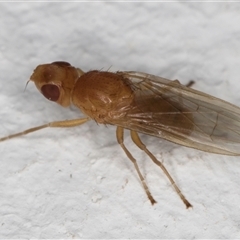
{"left": 1, "top": 61, "right": 240, "bottom": 208}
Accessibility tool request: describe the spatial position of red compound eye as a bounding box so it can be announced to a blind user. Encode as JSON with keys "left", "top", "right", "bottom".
{"left": 41, "top": 84, "right": 60, "bottom": 101}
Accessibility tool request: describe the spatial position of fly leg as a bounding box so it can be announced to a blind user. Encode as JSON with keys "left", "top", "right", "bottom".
{"left": 116, "top": 126, "right": 157, "bottom": 205}
{"left": 172, "top": 79, "right": 195, "bottom": 88}
{"left": 130, "top": 130, "right": 192, "bottom": 208}
{"left": 185, "top": 80, "right": 194, "bottom": 88}
{"left": 0, "top": 118, "right": 90, "bottom": 142}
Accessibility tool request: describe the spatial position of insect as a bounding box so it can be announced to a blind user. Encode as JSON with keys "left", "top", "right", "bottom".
{"left": 1, "top": 61, "right": 240, "bottom": 208}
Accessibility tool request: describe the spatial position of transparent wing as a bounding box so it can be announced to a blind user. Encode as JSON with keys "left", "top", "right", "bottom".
{"left": 109, "top": 71, "right": 240, "bottom": 156}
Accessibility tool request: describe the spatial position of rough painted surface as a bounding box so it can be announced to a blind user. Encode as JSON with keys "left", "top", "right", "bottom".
{"left": 0, "top": 2, "right": 240, "bottom": 238}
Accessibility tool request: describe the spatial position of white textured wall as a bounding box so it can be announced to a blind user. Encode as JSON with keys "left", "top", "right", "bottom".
{"left": 1, "top": 2, "right": 240, "bottom": 238}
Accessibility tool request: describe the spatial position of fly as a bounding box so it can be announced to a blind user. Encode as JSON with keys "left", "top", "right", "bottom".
{"left": 1, "top": 61, "right": 240, "bottom": 208}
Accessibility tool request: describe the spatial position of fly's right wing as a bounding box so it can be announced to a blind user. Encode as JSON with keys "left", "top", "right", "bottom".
{"left": 109, "top": 71, "right": 240, "bottom": 156}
